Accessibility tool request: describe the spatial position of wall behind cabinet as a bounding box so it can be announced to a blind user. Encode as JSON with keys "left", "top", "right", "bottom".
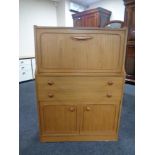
{"left": 19, "top": 0, "right": 57, "bottom": 57}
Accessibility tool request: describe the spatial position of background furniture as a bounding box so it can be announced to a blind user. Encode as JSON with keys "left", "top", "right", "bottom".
{"left": 35, "top": 26, "right": 127, "bottom": 142}
{"left": 19, "top": 57, "right": 36, "bottom": 82}
{"left": 104, "top": 20, "right": 124, "bottom": 28}
{"left": 123, "top": 0, "right": 135, "bottom": 84}
{"left": 72, "top": 7, "right": 112, "bottom": 27}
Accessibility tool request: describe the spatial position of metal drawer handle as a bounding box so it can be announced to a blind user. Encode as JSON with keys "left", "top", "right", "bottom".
{"left": 71, "top": 36, "right": 93, "bottom": 40}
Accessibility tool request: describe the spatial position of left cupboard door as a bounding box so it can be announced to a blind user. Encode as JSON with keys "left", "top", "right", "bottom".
{"left": 40, "top": 104, "right": 79, "bottom": 135}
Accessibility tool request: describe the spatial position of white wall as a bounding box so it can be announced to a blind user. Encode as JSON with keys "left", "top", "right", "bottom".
{"left": 65, "top": 0, "right": 73, "bottom": 27}
{"left": 56, "top": 0, "right": 66, "bottom": 26}
{"left": 56, "top": 0, "right": 73, "bottom": 27}
{"left": 88, "top": 0, "right": 125, "bottom": 21}
{"left": 19, "top": 0, "right": 57, "bottom": 57}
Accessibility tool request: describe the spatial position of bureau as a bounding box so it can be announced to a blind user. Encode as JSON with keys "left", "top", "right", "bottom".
{"left": 34, "top": 26, "right": 127, "bottom": 142}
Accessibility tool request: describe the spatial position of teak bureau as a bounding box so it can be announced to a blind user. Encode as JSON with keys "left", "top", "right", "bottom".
{"left": 34, "top": 26, "right": 127, "bottom": 142}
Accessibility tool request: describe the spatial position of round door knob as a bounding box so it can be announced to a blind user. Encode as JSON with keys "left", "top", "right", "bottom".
{"left": 47, "top": 81, "right": 54, "bottom": 86}
{"left": 107, "top": 93, "right": 112, "bottom": 98}
{"left": 107, "top": 81, "right": 113, "bottom": 85}
{"left": 86, "top": 106, "right": 91, "bottom": 111}
{"left": 69, "top": 107, "right": 75, "bottom": 112}
{"left": 48, "top": 93, "right": 54, "bottom": 98}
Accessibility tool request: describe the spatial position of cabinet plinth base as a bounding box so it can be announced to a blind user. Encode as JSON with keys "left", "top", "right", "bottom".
{"left": 40, "top": 134, "right": 118, "bottom": 142}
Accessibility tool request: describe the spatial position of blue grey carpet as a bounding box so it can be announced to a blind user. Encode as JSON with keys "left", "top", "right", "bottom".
{"left": 19, "top": 81, "right": 135, "bottom": 155}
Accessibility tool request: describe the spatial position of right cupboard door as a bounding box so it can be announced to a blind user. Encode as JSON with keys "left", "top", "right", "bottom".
{"left": 81, "top": 104, "right": 119, "bottom": 135}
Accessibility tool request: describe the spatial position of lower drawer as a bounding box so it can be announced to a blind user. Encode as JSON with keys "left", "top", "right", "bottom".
{"left": 37, "top": 89, "right": 122, "bottom": 102}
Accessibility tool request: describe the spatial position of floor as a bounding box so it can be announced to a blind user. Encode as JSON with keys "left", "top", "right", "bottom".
{"left": 19, "top": 80, "right": 135, "bottom": 155}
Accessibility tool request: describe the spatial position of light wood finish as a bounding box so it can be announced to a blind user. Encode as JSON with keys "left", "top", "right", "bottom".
{"left": 40, "top": 104, "right": 79, "bottom": 134}
{"left": 35, "top": 27, "right": 127, "bottom": 74}
{"left": 81, "top": 104, "right": 119, "bottom": 135}
{"left": 34, "top": 27, "right": 127, "bottom": 142}
{"left": 36, "top": 76, "right": 123, "bottom": 102}
{"left": 40, "top": 134, "right": 118, "bottom": 142}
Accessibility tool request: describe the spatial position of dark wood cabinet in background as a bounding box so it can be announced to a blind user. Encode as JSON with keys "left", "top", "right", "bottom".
{"left": 72, "top": 7, "right": 112, "bottom": 27}
{"left": 123, "top": 0, "right": 135, "bottom": 84}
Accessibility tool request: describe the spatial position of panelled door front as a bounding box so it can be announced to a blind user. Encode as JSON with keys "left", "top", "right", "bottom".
{"left": 36, "top": 29, "right": 126, "bottom": 73}
{"left": 80, "top": 104, "right": 119, "bottom": 135}
{"left": 40, "top": 104, "right": 79, "bottom": 135}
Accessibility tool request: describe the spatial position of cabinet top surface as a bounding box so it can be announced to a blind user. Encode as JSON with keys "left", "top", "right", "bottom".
{"left": 34, "top": 26, "right": 127, "bottom": 32}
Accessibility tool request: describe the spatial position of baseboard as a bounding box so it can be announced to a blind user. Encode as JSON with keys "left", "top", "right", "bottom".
{"left": 19, "top": 79, "right": 35, "bottom": 84}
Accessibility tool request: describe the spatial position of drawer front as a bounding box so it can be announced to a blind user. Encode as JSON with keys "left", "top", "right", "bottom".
{"left": 19, "top": 64, "right": 32, "bottom": 72}
{"left": 19, "top": 59, "right": 31, "bottom": 66}
{"left": 19, "top": 69, "right": 33, "bottom": 82}
{"left": 36, "top": 29, "right": 127, "bottom": 73}
{"left": 36, "top": 76, "right": 124, "bottom": 102}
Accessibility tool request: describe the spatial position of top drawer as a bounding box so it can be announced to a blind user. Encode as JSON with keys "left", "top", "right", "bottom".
{"left": 19, "top": 59, "right": 31, "bottom": 66}
{"left": 35, "top": 27, "right": 127, "bottom": 73}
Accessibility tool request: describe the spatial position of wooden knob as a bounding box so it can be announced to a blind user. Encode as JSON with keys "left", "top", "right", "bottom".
{"left": 69, "top": 107, "right": 75, "bottom": 112}
{"left": 107, "top": 81, "right": 113, "bottom": 85}
{"left": 107, "top": 93, "right": 112, "bottom": 98}
{"left": 48, "top": 93, "right": 54, "bottom": 98}
{"left": 47, "top": 81, "right": 54, "bottom": 86}
{"left": 86, "top": 106, "right": 91, "bottom": 111}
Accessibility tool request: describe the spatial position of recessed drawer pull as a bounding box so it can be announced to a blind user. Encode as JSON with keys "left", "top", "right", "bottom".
{"left": 106, "top": 94, "right": 112, "bottom": 98}
{"left": 107, "top": 81, "right": 113, "bottom": 85}
{"left": 47, "top": 81, "right": 54, "bottom": 86}
{"left": 69, "top": 107, "right": 75, "bottom": 112}
{"left": 71, "top": 36, "right": 93, "bottom": 40}
{"left": 48, "top": 93, "right": 54, "bottom": 98}
{"left": 86, "top": 106, "right": 91, "bottom": 111}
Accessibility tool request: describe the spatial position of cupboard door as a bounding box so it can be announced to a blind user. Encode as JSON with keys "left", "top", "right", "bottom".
{"left": 41, "top": 104, "right": 79, "bottom": 134}
{"left": 84, "top": 13, "right": 99, "bottom": 27}
{"left": 81, "top": 104, "right": 119, "bottom": 135}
